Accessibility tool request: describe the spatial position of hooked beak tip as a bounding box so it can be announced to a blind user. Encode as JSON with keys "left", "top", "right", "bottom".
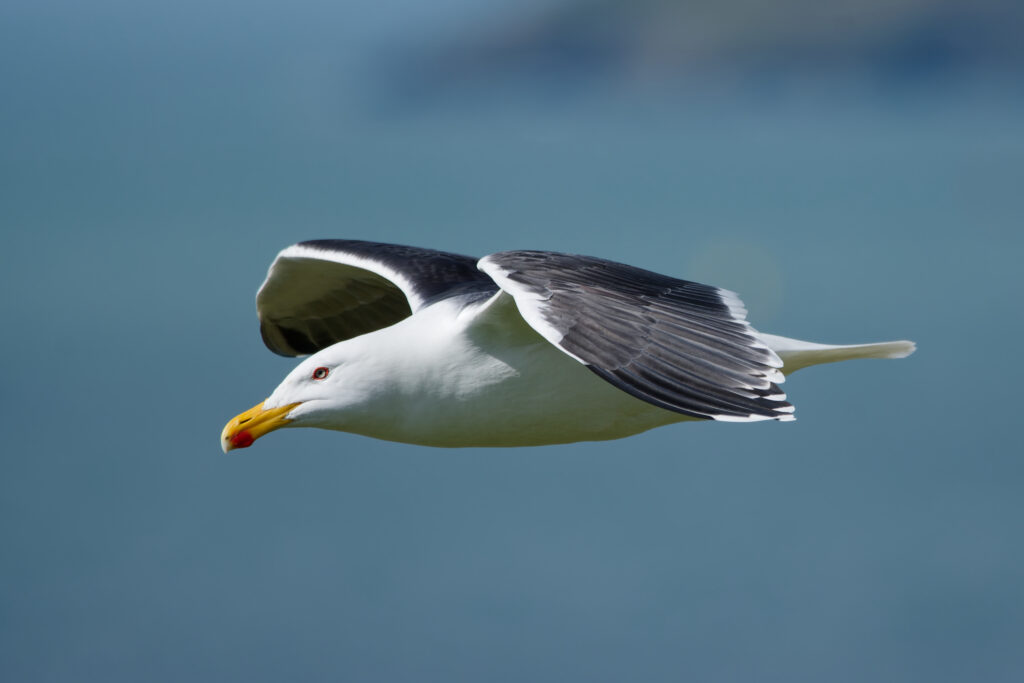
{"left": 220, "top": 400, "right": 299, "bottom": 453}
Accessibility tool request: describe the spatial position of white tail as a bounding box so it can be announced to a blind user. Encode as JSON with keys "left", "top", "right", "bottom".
{"left": 758, "top": 333, "right": 916, "bottom": 374}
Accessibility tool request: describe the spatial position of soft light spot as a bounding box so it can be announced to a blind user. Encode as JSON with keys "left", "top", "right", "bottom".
{"left": 684, "top": 238, "right": 784, "bottom": 324}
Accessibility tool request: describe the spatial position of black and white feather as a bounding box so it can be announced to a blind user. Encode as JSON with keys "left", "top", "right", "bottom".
{"left": 479, "top": 251, "right": 793, "bottom": 422}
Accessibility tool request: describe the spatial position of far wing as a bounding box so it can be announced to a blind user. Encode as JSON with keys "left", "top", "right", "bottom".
{"left": 478, "top": 251, "right": 794, "bottom": 422}
{"left": 257, "top": 239, "right": 493, "bottom": 356}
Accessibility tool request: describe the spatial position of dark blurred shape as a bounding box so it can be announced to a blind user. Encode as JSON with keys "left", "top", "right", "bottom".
{"left": 377, "top": 0, "right": 1024, "bottom": 106}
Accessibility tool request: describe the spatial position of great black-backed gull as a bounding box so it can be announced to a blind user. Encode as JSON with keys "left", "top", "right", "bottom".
{"left": 221, "top": 240, "right": 914, "bottom": 450}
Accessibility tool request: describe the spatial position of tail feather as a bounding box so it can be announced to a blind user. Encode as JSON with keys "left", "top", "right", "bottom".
{"left": 758, "top": 333, "right": 916, "bottom": 374}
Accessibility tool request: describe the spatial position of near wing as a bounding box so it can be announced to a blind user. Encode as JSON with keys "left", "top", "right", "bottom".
{"left": 478, "top": 251, "right": 795, "bottom": 422}
{"left": 257, "top": 239, "right": 494, "bottom": 356}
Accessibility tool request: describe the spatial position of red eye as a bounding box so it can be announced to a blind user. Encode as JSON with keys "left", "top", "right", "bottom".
{"left": 312, "top": 367, "right": 329, "bottom": 380}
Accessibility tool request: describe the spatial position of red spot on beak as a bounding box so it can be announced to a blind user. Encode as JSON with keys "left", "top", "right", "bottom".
{"left": 230, "top": 430, "right": 255, "bottom": 449}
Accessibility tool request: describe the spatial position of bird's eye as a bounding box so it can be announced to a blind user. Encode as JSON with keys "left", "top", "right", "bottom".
{"left": 312, "top": 367, "right": 329, "bottom": 380}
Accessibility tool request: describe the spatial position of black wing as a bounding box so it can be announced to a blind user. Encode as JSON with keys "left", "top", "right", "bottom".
{"left": 478, "top": 251, "right": 794, "bottom": 422}
{"left": 257, "top": 239, "right": 496, "bottom": 356}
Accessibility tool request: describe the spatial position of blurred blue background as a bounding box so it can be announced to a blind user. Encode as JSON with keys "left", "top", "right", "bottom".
{"left": 2, "top": 0, "right": 1023, "bottom": 681}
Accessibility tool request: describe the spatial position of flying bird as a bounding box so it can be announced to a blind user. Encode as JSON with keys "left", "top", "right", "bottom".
{"left": 221, "top": 240, "right": 914, "bottom": 450}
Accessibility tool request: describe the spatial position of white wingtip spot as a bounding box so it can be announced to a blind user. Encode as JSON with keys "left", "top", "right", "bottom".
{"left": 711, "top": 406, "right": 796, "bottom": 422}
{"left": 718, "top": 288, "right": 749, "bottom": 321}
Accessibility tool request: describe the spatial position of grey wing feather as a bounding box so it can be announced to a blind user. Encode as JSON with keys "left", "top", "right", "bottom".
{"left": 478, "top": 250, "right": 794, "bottom": 421}
{"left": 258, "top": 239, "right": 495, "bottom": 356}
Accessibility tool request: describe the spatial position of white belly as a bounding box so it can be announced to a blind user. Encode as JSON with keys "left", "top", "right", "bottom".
{"left": 338, "top": 305, "right": 693, "bottom": 447}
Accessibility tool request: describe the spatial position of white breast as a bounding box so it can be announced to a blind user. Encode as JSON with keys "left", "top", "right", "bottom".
{"left": 336, "top": 299, "right": 691, "bottom": 447}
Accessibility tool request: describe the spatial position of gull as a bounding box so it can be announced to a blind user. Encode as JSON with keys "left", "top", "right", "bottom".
{"left": 221, "top": 240, "right": 914, "bottom": 450}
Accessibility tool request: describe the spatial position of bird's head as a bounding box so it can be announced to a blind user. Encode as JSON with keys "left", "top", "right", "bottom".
{"left": 221, "top": 345, "right": 367, "bottom": 453}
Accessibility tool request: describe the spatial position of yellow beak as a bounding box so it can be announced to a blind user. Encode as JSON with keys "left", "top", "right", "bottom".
{"left": 221, "top": 400, "right": 300, "bottom": 453}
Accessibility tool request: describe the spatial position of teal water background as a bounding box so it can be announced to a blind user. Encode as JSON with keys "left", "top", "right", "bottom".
{"left": 2, "top": 1, "right": 1023, "bottom": 681}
